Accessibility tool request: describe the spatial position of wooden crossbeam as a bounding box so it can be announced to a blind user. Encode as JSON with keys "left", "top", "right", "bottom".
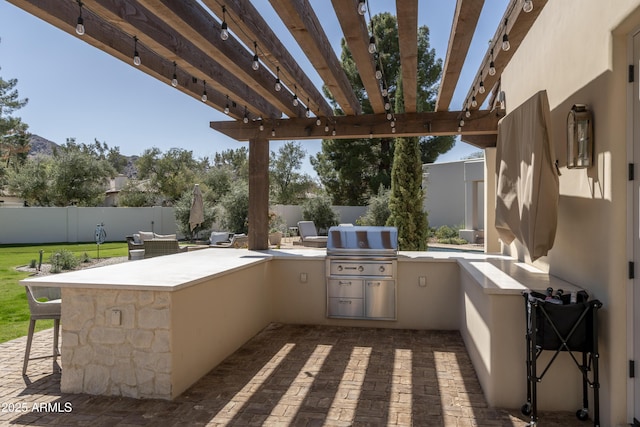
{"left": 202, "top": 0, "right": 335, "bottom": 119}
{"left": 83, "top": 0, "right": 282, "bottom": 119}
{"left": 462, "top": 0, "right": 549, "bottom": 111}
{"left": 269, "top": 0, "right": 362, "bottom": 116}
{"left": 396, "top": 0, "right": 419, "bottom": 113}
{"left": 210, "top": 110, "right": 499, "bottom": 141}
{"left": 436, "top": 0, "right": 484, "bottom": 112}
{"left": 6, "top": 0, "right": 254, "bottom": 119}
{"left": 332, "top": 0, "right": 386, "bottom": 114}
{"left": 134, "top": 0, "right": 304, "bottom": 119}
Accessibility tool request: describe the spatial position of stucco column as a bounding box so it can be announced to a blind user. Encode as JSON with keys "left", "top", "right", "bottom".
{"left": 484, "top": 147, "right": 500, "bottom": 253}
{"left": 248, "top": 138, "right": 269, "bottom": 250}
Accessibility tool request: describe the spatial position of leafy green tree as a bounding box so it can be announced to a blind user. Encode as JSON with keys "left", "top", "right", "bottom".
{"left": 117, "top": 180, "right": 159, "bottom": 207}
{"left": 0, "top": 58, "right": 30, "bottom": 188}
{"left": 7, "top": 154, "right": 53, "bottom": 206}
{"left": 301, "top": 194, "right": 338, "bottom": 234}
{"left": 49, "top": 139, "right": 116, "bottom": 206}
{"left": 136, "top": 147, "right": 204, "bottom": 205}
{"left": 270, "top": 141, "right": 314, "bottom": 204}
{"left": 219, "top": 182, "right": 249, "bottom": 234}
{"left": 213, "top": 147, "right": 249, "bottom": 180}
{"left": 312, "top": 13, "right": 454, "bottom": 204}
{"left": 357, "top": 185, "right": 391, "bottom": 226}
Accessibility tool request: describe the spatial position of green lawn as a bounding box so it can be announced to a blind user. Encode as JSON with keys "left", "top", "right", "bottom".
{"left": 0, "top": 242, "right": 128, "bottom": 343}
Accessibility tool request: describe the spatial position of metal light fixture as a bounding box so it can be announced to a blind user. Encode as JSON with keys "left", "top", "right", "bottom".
{"left": 171, "top": 61, "right": 178, "bottom": 87}
{"left": 251, "top": 42, "right": 259, "bottom": 71}
{"left": 201, "top": 80, "right": 207, "bottom": 102}
{"left": 274, "top": 66, "right": 282, "bottom": 92}
{"left": 133, "top": 36, "right": 141, "bottom": 66}
{"left": 75, "top": 1, "right": 85, "bottom": 36}
{"left": 567, "top": 104, "right": 594, "bottom": 169}
{"left": 220, "top": 6, "right": 229, "bottom": 40}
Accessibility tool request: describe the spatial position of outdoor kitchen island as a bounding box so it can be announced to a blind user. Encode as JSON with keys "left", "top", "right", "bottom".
{"left": 20, "top": 247, "right": 586, "bottom": 412}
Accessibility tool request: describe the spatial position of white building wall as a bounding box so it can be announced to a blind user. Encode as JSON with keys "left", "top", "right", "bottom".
{"left": 498, "top": 2, "right": 640, "bottom": 424}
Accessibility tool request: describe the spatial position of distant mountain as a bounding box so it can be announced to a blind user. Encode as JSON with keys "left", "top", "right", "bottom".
{"left": 27, "top": 134, "right": 138, "bottom": 178}
{"left": 28, "top": 134, "right": 59, "bottom": 156}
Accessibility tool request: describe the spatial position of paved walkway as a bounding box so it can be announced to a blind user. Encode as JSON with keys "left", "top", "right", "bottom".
{"left": 1, "top": 325, "right": 585, "bottom": 426}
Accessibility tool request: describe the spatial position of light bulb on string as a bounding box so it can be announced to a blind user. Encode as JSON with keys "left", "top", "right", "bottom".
{"left": 316, "top": 118, "right": 322, "bottom": 126}
{"left": 224, "top": 95, "right": 230, "bottom": 114}
{"left": 368, "top": 36, "right": 376, "bottom": 54}
{"left": 259, "top": 121, "right": 264, "bottom": 131}
{"left": 489, "top": 49, "right": 496, "bottom": 76}
{"left": 478, "top": 81, "right": 485, "bottom": 94}
{"left": 384, "top": 99, "right": 391, "bottom": 111}
{"left": 274, "top": 66, "right": 282, "bottom": 91}
{"left": 357, "top": 1, "right": 366, "bottom": 15}
{"left": 220, "top": 6, "right": 229, "bottom": 40}
{"left": 292, "top": 94, "right": 298, "bottom": 107}
{"left": 375, "top": 64, "right": 382, "bottom": 80}
{"left": 201, "top": 80, "right": 207, "bottom": 102}
{"left": 271, "top": 128, "right": 276, "bottom": 137}
{"left": 75, "top": 1, "right": 85, "bottom": 36}
{"left": 305, "top": 107, "right": 311, "bottom": 118}
{"left": 243, "top": 107, "right": 249, "bottom": 124}
{"left": 465, "top": 108, "right": 471, "bottom": 118}
{"left": 386, "top": 112, "right": 392, "bottom": 120}
{"left": 381, "top": 84, "right": 388, "bottom": 98}
{"left": 459, "top": 119, "right": 465, "bottom": 127}
{"left": 523, "top": 0, "right": 533, "bottom": 13}
{"left": 471, "top": 96, "right": 478, "bottom": 108}
{"left": 324, "top": 122, "right": 330, "bottom": 132}
{"left": 133, "top": 36, "right": 141, "bottom": 66}
{"left": 391, "top": 127, "right": 396, "bottom": 134}
{"left": 332, "top": 127, "right": 336, "bottom": 136}
{"left": 502, "top": 19, "right": 510, "bottom": 51}
{"left": 251, "top": 42, "right": 259, "bottom": 71}
{"left": 171, "top": 61, "right": 178, "bottom": 87}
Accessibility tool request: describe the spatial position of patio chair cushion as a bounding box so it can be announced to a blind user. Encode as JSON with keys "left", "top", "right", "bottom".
{"left": 143, "top": 239, "right": 188, "bottom": 258}
{"left": 297, "top": 221, "right": 328, "bottom": 247}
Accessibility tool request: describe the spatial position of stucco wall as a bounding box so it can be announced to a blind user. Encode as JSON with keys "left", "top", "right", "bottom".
{"left": 498, "top": 1, "right": 640, "bottom": 424}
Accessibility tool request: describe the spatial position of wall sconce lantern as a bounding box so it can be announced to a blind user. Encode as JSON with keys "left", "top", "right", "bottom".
{"left": 567, "top": 104, "right": 594, "bottom": 169}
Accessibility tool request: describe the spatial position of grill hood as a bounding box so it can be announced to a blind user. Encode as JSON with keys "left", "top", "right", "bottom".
{"left": 327, "top": 226, "right": 398, "bottom": 256}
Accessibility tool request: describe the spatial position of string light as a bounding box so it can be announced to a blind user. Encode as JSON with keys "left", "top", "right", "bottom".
{"left": 375, "top": 63, "right": 382, "bottom": 80}
{"left": 271, "top": 128, "right": 276, "bottom": 137}
{"left": 459, "top": 119, "right": 465, "bottom": 127}
{"left": 171, "top": 61, "right": 178, "bottom": 87}
{"left": 324, "top": 122, "right": 330, "bottom": 132}
{"left": 357, "top": 1, "right": 366, "bottom": 15}
{"left": 201, "top": 80, "right": 207, "bottom": 102}
{"left": 465, "top": 107, "right": 471, "bottom": 118}
{"left": 75, "top": 1, "right": 85, "bottom": 36}
{"left": 489, "top": 48, "right": 496, "bottom": 76}
{"left": 133, "top": 36, "right": 141, "bottom": 66}
{"left": 502, "top": 19, "right": 511, "bottom": 51}
{"left": 386, "top": 112, "right": 392, "bottom": 120}
{"left": 523, "top": 0, "right": 534, "bottom": 13}
{"left": 292, "top": 86, "right": 299, "bottom": 106}
{"left": 259, "top": 119, "right": 264, "bottom": 131}
{"left": 471, "top": 95, "right": 478, "bottom": 108}
{"left": 224, "top": 95, "right": 230, "bottom": 114}
{"left": 316, "top": 118, "right": 322, "bottom": 126}
{"left": 220, "top": 6, "right": 229, "bottom": 40}
{"left": 478, "top": 80, "right": 486, "bottom": 94}
{"left": 368, "top": 35, "right": 376, "bottom": 54}
{"left": 332, "top": 127, "right": 337, "bottom": 136}
{"left": 391, "top": 127, "right": 396, "bottom": 134}
{"left": 243, "top": 106, "right": 249, "bottom": 123}
{"left": 274, "top": 66, "right": 282, "bottom": 91}
{"left": 252, "top": 42, "right": 260, "bottom": 71}
{"left": 305, "top": 99, "right": 311, "bottom": 118}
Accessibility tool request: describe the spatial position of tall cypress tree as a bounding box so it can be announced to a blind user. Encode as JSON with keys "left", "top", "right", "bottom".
{"left": 386, "top": 75, "right": 428, "bottom": 251}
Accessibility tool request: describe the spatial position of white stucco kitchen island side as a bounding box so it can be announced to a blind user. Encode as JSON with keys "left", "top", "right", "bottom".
{"left": 20, "top": 248, "right": 585, "bottom": 412}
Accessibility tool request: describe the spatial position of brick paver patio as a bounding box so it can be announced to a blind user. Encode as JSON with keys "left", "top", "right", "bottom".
{"left": 1, "top": 324, "right": 585, "bottom": 426}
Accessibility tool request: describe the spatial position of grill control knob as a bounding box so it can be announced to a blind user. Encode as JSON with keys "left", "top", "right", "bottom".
{"left": 379, "top": 265, "right": 386, "bottom": 273}
{"left": 358, "top": 265, "right": 364, "bottom": 272}
{"left": 337, "top": 265, "right": 343, "bottom": 271}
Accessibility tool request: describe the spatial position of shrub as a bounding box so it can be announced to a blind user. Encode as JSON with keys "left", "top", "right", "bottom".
{"left": 81, "top": 252, "right": 92, "bottom": 263}
{"left": 301, "top": 195, "right": 338, "bottom": 234}
{"left": 49, "top": 250, "right": 80, "bottom": 273}
{"left": 357, "top": 186, "right": 391, "bottom": 226}
{"left": 434, "top": 225, "right": 458, "bottom": 240}
{"left": 29, "top": 259, "right": 37, "bottom": 268}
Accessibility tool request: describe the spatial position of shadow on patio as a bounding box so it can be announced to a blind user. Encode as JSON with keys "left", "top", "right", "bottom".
{"left": 2, "top": 325, "right": 583, "bottom": 426}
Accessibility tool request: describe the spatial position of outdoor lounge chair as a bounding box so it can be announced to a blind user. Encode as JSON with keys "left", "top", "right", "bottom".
{"left": 297, "top": 221, "right": 328, "bottom": 248}
{"left": 23, "top": 286, "right": 61, "bottom": 375}
{"left": 210, "top": 233, "right": 248, "bottom": 248}
{"left": 143, "top": 239, "right": 188, "bottom": 258}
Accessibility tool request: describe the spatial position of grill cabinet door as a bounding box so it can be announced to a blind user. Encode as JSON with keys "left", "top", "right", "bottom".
{"left": 365, "top": 280, "right": 396, "bottom": 319}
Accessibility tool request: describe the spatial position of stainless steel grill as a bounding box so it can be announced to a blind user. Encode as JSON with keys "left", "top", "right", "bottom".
{"left": 326, "top": 226, "right": 398, "bottom": 320}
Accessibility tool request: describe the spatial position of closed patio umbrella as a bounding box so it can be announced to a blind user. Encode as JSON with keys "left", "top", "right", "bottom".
{"left": 189, "top": 184, "right": 204, "bottom": 232}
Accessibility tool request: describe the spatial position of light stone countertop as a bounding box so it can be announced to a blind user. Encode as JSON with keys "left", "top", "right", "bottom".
{"left": 21, "top": 247, "right": 577, "bottom": 296}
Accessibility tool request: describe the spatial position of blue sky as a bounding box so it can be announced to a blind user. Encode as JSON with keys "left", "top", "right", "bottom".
{"left": 0, "top": 0, "right": 508, "bottom": 177}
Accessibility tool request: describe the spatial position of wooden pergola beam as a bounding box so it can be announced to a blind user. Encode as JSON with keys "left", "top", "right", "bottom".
{"left": 396, "top": 0, "right": 419, "bottom": 113}
{"left": 84, "top": 0, "right": 281, "bottom": 119}
{"left": 332, "top": 0, "right": 385, "bottom": 114}
{"left": 435, "top": 0, "right": 484, "bottom": 112}
{"left": 210, "top": 110, "right": 499, "bottom": 141}
{"left": 462, "top": 0, "right": 549, "bottom": 111}
{"left": 269, "top": 0, "right": 362, "bottom": 116}
{"left": 6, "top": 0, "right": 251, "bottom": 119}
{"left": 135, "top": 0, "right": 304, "bottom": 119}
{"left": 202, "top": 0, "right": 335, "bottom": 119}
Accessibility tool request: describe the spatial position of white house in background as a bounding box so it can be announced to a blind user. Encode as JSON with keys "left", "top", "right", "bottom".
{"left": 422, "top": 158, "right": 484, "bottom": 242}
